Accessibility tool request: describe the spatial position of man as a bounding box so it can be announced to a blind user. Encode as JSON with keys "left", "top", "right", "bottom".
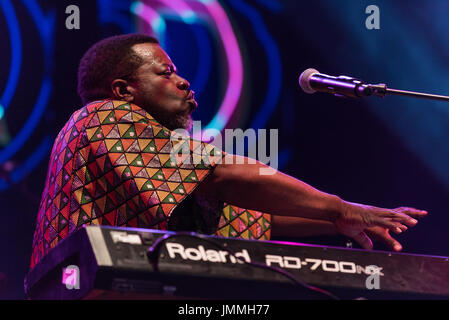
{"left": 30, "top": 34, "right": 427, "bottom": 268}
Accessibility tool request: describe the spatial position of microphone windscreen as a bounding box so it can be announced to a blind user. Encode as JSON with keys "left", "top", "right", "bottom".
{"left": 299, "top": 68, "right": 319, "bottom": 94}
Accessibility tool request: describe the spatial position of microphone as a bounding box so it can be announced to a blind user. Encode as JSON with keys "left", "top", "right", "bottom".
{"left": 299, "top": 68, "right": 376, "bottom": 98}
{"left": 299, "top": 68, "right": 449, "bottom": 102}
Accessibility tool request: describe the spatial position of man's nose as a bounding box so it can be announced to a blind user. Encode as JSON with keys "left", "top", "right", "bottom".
{"left": 176, "top": 76, "right": 190, "bottom": 90}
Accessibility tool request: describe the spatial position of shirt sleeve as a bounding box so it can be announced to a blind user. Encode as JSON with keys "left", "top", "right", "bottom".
{"left": 77, "top": 100, "right": 224, "bottom": 230}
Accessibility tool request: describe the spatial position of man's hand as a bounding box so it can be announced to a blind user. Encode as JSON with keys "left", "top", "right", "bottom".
{"left": 335, "top": 202, "right": 428, "bottom": 250}
{"left": 365, "top": 207, "right": 428, "bottom": 251}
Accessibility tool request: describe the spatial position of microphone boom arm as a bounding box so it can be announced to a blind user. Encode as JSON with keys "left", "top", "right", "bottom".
{"left": 368, "top": 84, "right": 449, "bottom": 102}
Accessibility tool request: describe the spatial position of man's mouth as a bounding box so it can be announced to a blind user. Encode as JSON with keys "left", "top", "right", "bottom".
{"left": 186, "top": 90, "right": 195, "bottom": 101}
{"left": 185, "top": 90, "right": 197, "bottom": 110}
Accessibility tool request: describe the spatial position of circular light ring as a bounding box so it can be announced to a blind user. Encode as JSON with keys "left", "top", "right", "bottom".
{"left": 228, "top": 0, "right": 282, "bottom": 130}
{"left": 0, "top": 0, "right": 54, "bottom": 165}
{"left": 0, "top": 0, "right": 22, "bottom": 112}
{"left": 112, "top": 1, "right": 282, "bottom": 139}
{"left": 133, "top": 0, "right": 243, "bottom": 136}
{"left": 131, "top": 1, "right": 212, "bottom": 98}
{"left": 0, "top": 0, "right": 55, "bottom": 190}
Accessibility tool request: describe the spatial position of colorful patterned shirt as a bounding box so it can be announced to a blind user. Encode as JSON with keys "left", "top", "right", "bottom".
{"left": 30, "top": 100, "right": 271, "bottom": 268}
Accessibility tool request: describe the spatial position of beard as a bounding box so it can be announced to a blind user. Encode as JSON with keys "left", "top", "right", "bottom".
{"left": 163, "top": 112, "right": 193, "bottom": 131}
{"left": 138, "top": 99, "right": 195, "bottom": 132}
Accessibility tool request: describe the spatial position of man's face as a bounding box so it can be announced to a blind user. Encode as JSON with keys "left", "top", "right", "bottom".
{"left": 127, "top": 43, "right": 197, "bottom": 130}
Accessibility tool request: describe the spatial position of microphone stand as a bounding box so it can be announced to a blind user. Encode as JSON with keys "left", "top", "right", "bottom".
{"left": 367, "top": 84, "right": 449, "bottom": 102}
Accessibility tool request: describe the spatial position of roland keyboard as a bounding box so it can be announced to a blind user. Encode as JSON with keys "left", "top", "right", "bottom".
{"left": 24, "top": 225, "right": 449, "bottom": 300}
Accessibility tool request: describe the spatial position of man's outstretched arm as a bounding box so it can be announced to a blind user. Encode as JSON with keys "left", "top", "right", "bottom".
{"left": 195, "top": 154, "right": 427, "bottom": 249}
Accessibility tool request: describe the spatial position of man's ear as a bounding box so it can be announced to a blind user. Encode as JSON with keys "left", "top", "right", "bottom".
{"left": 110, "top": 79, "right": 136, "bottom": 102}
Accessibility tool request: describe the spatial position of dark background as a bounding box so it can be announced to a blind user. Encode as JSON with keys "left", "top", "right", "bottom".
{"left": 0, "top": 0, "right": 448, "bottom": 299}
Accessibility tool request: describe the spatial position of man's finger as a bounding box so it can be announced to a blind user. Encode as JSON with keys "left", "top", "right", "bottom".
{"left": 395, "top": 207, "right": 428, "bottom": 218}
{"left": 395, "top": 223, "right": 407, "bottom": 233}
{"left": 379, "top": 231, "right": 403, "bottom": 251}
{"left": 373, "top": 217, "right": 408, "bottom": 234}
{"left": 383, "top": 209, "right": 418, "bottom": 227}
{"left": 352, "top": 231, "right": 373, "bottom": 250}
